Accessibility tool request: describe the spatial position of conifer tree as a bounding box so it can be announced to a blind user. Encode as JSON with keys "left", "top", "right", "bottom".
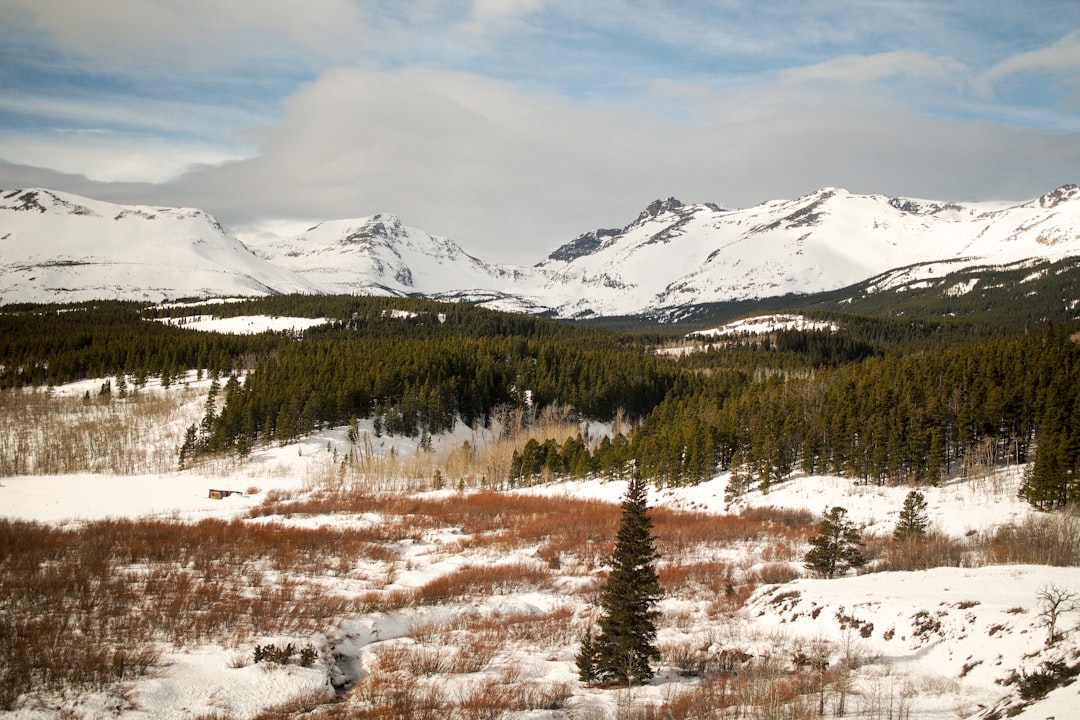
{"left": 804, "top": 506, "right": 866, "bottom": 579}
{"left": 894, "top": 490, "right": 929, "bottom": 541}
{"left": 577, "top": 467, "right": 662, "bottom": 686}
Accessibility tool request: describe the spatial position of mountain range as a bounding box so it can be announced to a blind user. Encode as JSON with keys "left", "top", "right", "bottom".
{"left": 3, "top": 184, "right": 1080, "bottom": 320}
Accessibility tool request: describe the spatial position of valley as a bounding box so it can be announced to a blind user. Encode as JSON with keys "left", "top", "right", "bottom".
{"left": 2, "top": 296, "right": 1080, "bottom": 719}
{"left": 3, "top": 180, "right": 1080, "bottom": 718}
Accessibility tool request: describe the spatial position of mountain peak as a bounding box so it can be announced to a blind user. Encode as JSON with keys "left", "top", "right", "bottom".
{"left": 632, "top": 197, "right": 685, "bottom": 225}
{"left": 1039, "top": 184, "right": 1080, "bottom": 208}
{"left": 543, "top": 228, "right": 621, "bottom": 265}
{"left": 6, "top": 185, "right": 1080, "bottom": 318}
{"left": 2, "top": 188, "right": 98, "bottom": 217}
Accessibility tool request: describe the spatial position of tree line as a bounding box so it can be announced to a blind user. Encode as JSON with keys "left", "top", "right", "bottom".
{"left": 631, "top": 323, "right": 1080, "bottom": 509}
{"left": 3, "top": 296, "right": 1079, "bottom": 508}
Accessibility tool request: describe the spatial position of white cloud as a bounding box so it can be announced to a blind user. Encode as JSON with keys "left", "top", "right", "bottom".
{"left": 469, "top": 0, "right": 545, "bottom": 26}
{"left": 2, "top": 0, "right": 368, "bottom": 71}
{"left": 2, "top": 2, "right": 1078, "bottom": 263}
{"left": 140, "top": 64, "right": 1079, "bottom": 264}
{"left": 777, "top": 50, "right": 974, "bottom": 92}
{"left": 983, "top": 29, "right": 1080, "bottom": 83}
{"left": 0, "top": 130, "right": 247, "bottom": 183}
{"left": 0, "top": 93, "right": 264, "bottom": 139}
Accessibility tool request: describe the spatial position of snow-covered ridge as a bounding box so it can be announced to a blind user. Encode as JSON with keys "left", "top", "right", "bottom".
{"left": 154, "top": 314, "right": 329, "bottom": 335}
{"left": 0, "top": 188, "right": 321, "bottom": 304}
{"left": 4, "top": 184, "right": 1080, "bottom": 317}
{"left": 249, "top": 212, "right": 537, "bottom": 297}
{"left": 690, "top": 313, "right": 838, "bottom": 338}
{"left": 533, "top": 185, "right": 1080, "bottom": 317}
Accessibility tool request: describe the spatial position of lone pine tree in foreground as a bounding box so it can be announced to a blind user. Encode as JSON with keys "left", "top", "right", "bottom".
{"left": 577, "top": 469, "right": 662, "bottom": 686}
{"left": 893, "top": 490, "right": 929, "bottom": 542}
{"left": 804, "top": 506, "right": 866, "bottom": 579}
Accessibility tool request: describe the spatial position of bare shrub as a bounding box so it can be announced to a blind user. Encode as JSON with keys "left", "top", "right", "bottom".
{"left": 982, "top": 512, "right": 1080, "bottom": 566}
{"left": 729, "top": 655, "right": 817, "bottom": 719}
{"left": 0, "top": 384, "right": 203, "bottom": 475}
{"left": 1035, "top": 583, "right": 1080, "bottom": 646}
{"left": 414, "top": 562, "right": 551, "bottom": 604}
{"left": 657, "top": 675, "right": 735, "bottom": 719}
{"left": 247, "top": 687, "right": 337, "bottom": 720}
{"left": 654, "top": 506, "right": 812, "bottom": 555}
{"left": 659, "top": 560, "right": 735, "bottom": 598}
{"left": 660, "top": 638, "right": 712, "bottom": 677}
{"left": 753, "top": 562, "right": 802, "bottom": 585}
{"left": 0, "top": 515, "right": 387, "bottom": 707}
{"left": 352, "top": 669, "right": 446, "bottom": 719}
{"left": 454, "top": 677, "right": 573, "bottom": 719}
{"left": 446, "top": 635, "right": 501, "bottom": 674}
{"left": 866, "top": 531, "right": 970, "bottom": 572}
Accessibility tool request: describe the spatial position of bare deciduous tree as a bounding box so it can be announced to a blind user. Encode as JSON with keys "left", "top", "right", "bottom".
{"left": 1036, "top": 583, "right": 1080, "bottom": 646}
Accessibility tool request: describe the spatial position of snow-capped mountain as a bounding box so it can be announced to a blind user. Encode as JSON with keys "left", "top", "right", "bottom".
{"left": 3, "top": 185, "right": 1080, "bottom": 318}
{"left": 535, "top": 185, "right": 1080, "bottom": 317}
{"left": 246, "top": 213, "right": 539, "bottom": 300}
{"left": 0, "top": 188, "right": 319, "bottom": 304}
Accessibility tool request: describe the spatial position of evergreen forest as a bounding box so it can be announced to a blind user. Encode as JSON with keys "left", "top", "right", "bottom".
{"left": 3, "top": 294, "right": 1079, "bottom": 509}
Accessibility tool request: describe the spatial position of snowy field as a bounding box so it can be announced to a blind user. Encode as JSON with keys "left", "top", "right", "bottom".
{"left": 2, "top": 375, "right": 1079, "bottom": 719}
{"left": 153, "top": 314, "right": 330, "bottom": 336}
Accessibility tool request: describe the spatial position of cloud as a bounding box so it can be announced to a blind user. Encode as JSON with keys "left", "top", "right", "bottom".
{"left": 133, "top": 64, "right": 1078, "bottom": 264}
{"left": 0, "top": 129, "right": 246, "bottom": 183}
{"left": 0, "top": 92, "right": 263, "bottom": 139}
{"left": 777, "top": 50, "right": 974, "bottom": 92}
{"left": 983, "top": 29, "right": 1080, "bottom": 82}
{"left": 2, "top": 2, "right": 1078, "bottom": 264}
{"left": 2, "top": 0, "right": 368, "bottom": 72}
{"left": 467, "top": 0, "right": 545, "bottom": 30}
{"left": 977, "top": 29, "right": 1080, "bottom": 110}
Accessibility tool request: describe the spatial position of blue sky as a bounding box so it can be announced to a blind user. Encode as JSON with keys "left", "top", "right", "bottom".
{"left": 1, "top": 0, "right": 1079, "bottom": 262}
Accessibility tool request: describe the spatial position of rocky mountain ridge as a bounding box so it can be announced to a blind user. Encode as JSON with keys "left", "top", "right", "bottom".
{"left": 3, "top": 184, "right": 1079, "bottom": 319}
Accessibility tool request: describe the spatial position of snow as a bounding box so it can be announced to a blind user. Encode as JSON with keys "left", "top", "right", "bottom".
{"left": 155, "top": 314, "right": 329, "bottom": 335}
{"left": 124, "top": 647, "right": 332, "bottom": 720}
{"left": 745, "top": 565, "right": 1080, "bottom": 719}
{"left": 657, "top": 314, "right": 839, "bottom": 355}
{"left": 0, "top": 188, "right": 320, "bottom": 305}
{"left": 689, "top": 313, "right": 838, "bottom": 339}
{"left": 946, "top": 278, "right": 979, "bottom": 296}
{"left": 7, "top": 185, "right": 1080, "bottom": 318}
{"left": 2, "top": 376, "right": 1079, "bottom": 719}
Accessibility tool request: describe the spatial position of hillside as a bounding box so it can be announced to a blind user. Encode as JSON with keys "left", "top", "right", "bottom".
{"left": 3, "top": 292, "right": 1080, "bottom": 718}
{"left": 249, "top": 213, "right": 537, "bottom": 299}
{"left": 0, "top": 189, "right": 319, "bottom": 303}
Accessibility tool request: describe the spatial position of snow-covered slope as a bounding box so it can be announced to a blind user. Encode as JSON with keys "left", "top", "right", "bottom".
{"left": 535, "top": 186, "right": 1080, "bottom": 317}
{"left": 0, "top": 188, "right": 320, "bottom": 304}
{"left": 247, "top": 213, "right": 540, "bottom": 300}
{"left": 4, "top": 185, "right": 1080, "bottom": 317}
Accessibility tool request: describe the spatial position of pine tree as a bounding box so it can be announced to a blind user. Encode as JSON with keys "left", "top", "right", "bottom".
{"left": 575, "top": 626, "right": 599, "bottom": 684}
{"left": 178, "top": 424, "right": 197, "bottom": 470}
{"left": 578, "top": 468, "right": 662, "bottom": 686}
{"left": 804, "top": 506, "right": 866, "bottom": 579}
{"left": 894, "top": 490, "right": 929, "bottom": 541}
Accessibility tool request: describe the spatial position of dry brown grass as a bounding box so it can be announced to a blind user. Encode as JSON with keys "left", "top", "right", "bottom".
{"left": 0, "top": 384, "right": 202, "bottom": 475}
{"left": 860, "top": 510, "right": 1080, "bottom": 574}
{"left": 0, "top": 516, "right": 388, "bottom": 708}
{"left": 864, "top": 531, "right": 970, "bottom": 572}
{"left": 7, "top": 386, "right": 1079, "bottom": 720}
{"left": 413, "top": 562, "right": 552, "bottom": 604}
{"left": 980, "top": 511, "right": 1080, "bottom": 566}
{"left": 306, "top": 403, "right": 600, "bottom": 494}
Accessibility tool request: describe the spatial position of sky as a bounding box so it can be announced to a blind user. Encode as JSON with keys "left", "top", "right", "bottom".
{"left": 1, "top": 1, "right": 1079, "bottom": 264}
